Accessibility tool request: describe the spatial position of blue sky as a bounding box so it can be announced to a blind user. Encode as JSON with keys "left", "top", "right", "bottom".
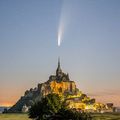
{"left": 0, "top": 0, "right": 120, "bottom": 106}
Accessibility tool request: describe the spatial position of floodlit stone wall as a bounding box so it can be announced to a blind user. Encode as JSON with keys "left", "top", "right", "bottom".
{"left": 49, "top": 80, "right": 76, "bottom": 95}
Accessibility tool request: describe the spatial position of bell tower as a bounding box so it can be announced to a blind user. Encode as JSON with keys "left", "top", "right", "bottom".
{"left": 56, "top": 57, "right": 62, "bottom": 77}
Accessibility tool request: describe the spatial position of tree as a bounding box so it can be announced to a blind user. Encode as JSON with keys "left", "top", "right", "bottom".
{"left": 29, "top": 93, "right": 63, "bottom": 120}
{"left": 29, "top": 93, "right": 92, "bottom": 120}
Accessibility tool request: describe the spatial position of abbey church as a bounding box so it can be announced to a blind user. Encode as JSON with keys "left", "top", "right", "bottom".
{"left": 38, "top": 58, "right": 76, "bottom": 96}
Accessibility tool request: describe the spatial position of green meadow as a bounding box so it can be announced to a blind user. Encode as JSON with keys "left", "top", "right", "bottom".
{"left": 0, "top": 113, "right": 120, "bottom": 120}
{"left": 0, "top": 113, "right": 30, "bottom": 120}
{"left": 92, "top": 113, "right": 120, "bottom": 120}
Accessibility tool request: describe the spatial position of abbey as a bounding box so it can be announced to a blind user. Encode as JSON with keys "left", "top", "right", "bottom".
{"left": 8, "top": 59, "right": 111, "bottom": 113}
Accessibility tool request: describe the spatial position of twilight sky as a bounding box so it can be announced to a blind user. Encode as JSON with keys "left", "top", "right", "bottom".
{"left": 0, "top": 0, "right": 120, "bottom": 107}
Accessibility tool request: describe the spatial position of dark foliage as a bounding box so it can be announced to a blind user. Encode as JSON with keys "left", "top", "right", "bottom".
{"left": 49, "top": 108, "right": 92, "bottom": 120}
{"left": 29, "top": 93, "right": 92, "bottom": 120}
{"left": 29, "top": 93, "right": 63, "bottom": 120}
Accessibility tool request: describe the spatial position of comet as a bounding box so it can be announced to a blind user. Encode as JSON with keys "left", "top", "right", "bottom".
{"left": 58, "top": 22, "right": 64, "bottom": 46}
{"left": 57, "top": 0, "right": 73, "bottom": 47}
{"left": 57, "top": 0, "right": 66, "bottom": 47}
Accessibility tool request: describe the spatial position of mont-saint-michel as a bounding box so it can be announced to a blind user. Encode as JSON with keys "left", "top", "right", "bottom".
{"left": 1, "top": 0, "right": 120, "bottom": 120}
{"left": 7, "top": 59, "right": 114, "bottom": 113}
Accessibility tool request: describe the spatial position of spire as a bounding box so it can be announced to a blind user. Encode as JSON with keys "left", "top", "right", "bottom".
{"left": 56, "top": 57, "right": 62, "bottom": 76}
{"left": 58, "top": 57, "right": 60, "bottom": 69}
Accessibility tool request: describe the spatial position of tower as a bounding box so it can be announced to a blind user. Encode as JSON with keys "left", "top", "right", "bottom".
{"left": 56, "top": 57, "right": 62, "bottom": 78}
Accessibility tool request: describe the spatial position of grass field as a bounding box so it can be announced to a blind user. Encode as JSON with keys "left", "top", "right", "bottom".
{"left": 0, "top": 113, "right": 120, "bottom": 120}
{"left": 92, "top": 113, "right": 120, "bottom": 120}
{"left": 0, "top": 113, "right": 30, "bottom": 120}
